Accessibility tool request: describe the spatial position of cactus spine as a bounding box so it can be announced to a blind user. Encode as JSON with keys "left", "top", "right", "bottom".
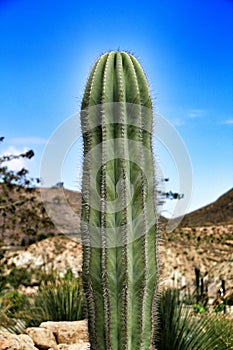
{"left": 81, "top": 51, "right": 158, "bottom": 350}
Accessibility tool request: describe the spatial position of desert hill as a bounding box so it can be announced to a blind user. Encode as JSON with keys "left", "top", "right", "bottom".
{"left": 159, "top": 188, "right": 233, "bottom": 301}
{"left": 178, "top": 188, "right": 233, "bottom": 227}
{"left": 44, "top": 186, "right": 233, "bottom": 231}
{"left": 1, "top": 185, "right": 232, "bottom": 247}
{"left": 0, "top": 185, "right": 232, "bottom": 303}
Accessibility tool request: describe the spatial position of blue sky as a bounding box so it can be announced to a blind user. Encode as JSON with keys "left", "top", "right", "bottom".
{"left": 0, "top": 0, "right": 232, "bottom": 215}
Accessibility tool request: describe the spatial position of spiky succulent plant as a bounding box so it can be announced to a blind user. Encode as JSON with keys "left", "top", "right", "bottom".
{"left": 80, "top": 51, "right": 158, "bottom": 350}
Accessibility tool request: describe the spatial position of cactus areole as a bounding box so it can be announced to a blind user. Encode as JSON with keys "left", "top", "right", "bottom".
{"left": 80, "top": 51, "right": 158, "bottom": 350}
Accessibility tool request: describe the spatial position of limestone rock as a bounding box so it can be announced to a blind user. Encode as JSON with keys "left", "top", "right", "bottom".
{"left": 40, "top": 320, "right": 88, "bottom": 345}
{"left": 2, "top": 236, "right": 82, "bottom": 278}
{"left": 0, "top": 331, "right": 37, "bottom": 350}
{"left": 26, "top": 327, "right": 57, "bottom": 349}
{"left": 48, "top": 344, "right": 90, "bottom": 350}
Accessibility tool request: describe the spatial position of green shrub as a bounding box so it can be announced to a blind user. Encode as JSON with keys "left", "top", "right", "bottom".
{"left": 214, "top": 299, "right": 228, "bottom": 314}
{"left": 193, "top": 303, "right": 208, "bottom": 314}
{"left": 37, "top": 232, "right": 55, "bottom": 242}
{"left": 6, "top": 266, "right": 33, "bottom": 289}
{"left": 0, "top": 290, "right": 28, "bottom": 318}
{"left": 25, "top": 269, "right": 84, "bottom": 327}
{"left": 0, "top": 291, "right": 29, "bottom": 334}
{"left": 0, "top": 275, "right": 7, "bottom": 295}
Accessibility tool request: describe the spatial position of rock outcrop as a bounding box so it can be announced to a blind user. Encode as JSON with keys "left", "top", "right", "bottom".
{"left": 39, "top": 321, "right": 88, "bottom": 345}
{"left": 1, "top": 224, "right": 233, "bottom": 300}
{"left": 0, "top": 321, "right": 89, "bottom": 350}
{"left": 0, "top": 331, "right": 37, "bottom": 350}
{"left": 1, "top": 236, "right": 82, "bottom": 278}
{"left": 26, "top": 327, "right": 57, "bottom": 349}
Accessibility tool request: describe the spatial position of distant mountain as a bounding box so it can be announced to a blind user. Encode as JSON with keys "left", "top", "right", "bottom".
{"left": 1, "top": 183, "right": 232, "bottom": 248}
{"left": 39, "top": 186, "right": 233, "bottom": 237}
{"left": 179, "top": 188, "right": 233, "bottom": 227}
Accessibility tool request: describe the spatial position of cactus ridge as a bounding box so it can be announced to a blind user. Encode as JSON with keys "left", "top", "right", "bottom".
{"left": 81, "top": 51, "right": 158, "bottom": 350}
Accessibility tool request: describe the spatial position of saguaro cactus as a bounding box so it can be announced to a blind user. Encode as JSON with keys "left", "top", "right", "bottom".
{"left": 80, "top": 51, "right": 158, "bottom": 350}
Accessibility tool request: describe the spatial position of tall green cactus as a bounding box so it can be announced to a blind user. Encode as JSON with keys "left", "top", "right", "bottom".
{"left": 80, "top": 51, "right": 158, "bottom": 350}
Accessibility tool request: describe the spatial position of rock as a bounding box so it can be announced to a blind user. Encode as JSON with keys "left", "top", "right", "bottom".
{"left": 0, "top": 331, "right": 37, "bottom": 350}
{"left": 2, "top": 236, "right": 82, "bottom": 278}
{"left": 48, "top": 344, "right": 90, "bottom": 350}
{"left": 26, "top": 327, "right": 57, "bottom": 349}
{"left": 0, "top": 322, "right": 90, "bottom": 350}
{"left": 40, "top": 320, "right": 88, "bottom": 345}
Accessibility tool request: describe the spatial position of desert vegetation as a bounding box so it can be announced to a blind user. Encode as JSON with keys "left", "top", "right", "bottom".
{"left": 1, "top": 270, "right": 232, "bottom": 349}
{"left": 0, "top": 48, "right": 232, "bottom": 348}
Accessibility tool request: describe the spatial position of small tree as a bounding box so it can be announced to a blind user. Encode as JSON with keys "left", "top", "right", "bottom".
{"left": 0, "top": 137, "right": 55, "bottom": 246}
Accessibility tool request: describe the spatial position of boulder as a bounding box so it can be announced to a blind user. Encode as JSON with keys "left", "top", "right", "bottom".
{"left": 48, "top": 344, "right": 90, "bottom": 350}
{"left": 26, "top": 327, "right": 57, "bottom": 349}
{"left": 40, "top": 320, "right": 88, "bottom": 345}
{"left": 0, "top": 321, "right": 90, "bottom": 350}
{"left": 0, "top": 331, "right": 37, "bottom": 350}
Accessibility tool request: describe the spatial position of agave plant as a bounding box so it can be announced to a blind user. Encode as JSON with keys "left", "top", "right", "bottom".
{"left": 0, "top": 269, "right": 85, "bottom": 332}
{"left": 25, "top": 270, "right": 84, "bottom": 326}
{"left": 156, "top": 288, "right": 230, "bottom": 350}
{"left": 209, "top": 314, "right": 233, "bottom": 349}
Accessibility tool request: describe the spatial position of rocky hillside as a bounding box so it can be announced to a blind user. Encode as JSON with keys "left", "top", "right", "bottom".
{"left": 160, "top": 188, "right": 233, "bottom": 300}
{"left": 161, "top": 224, "right": 233, "bottom": 300}
{"left": 178, "top": 188, "right": 233, "bottom": 227}
{"left": 0, "top": 185, "right": 82, "bottom": 247}
{"left": 1, "top": 185, "right": 232, "bottom": 246}
{"left": 40, "top": 187, "right": 81, "bottom": 238}
{"left": 1, "top": 226, "right": 232, "bottom": 303}
{"left": 0, "top": 186, "right": 232, "bottom": 303}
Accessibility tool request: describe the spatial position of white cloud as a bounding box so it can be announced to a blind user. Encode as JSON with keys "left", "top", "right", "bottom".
{"left": 1, "top": 146, "right": 33, "bottom": 172}
{"left": 10, "top": 136, "right": 47, "bottom": 145}
{"left": 222, "top": 119, "right": 233, "bottom": 125}
{"left": 188, "top": 109, "right": 205, "bottom": 118}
